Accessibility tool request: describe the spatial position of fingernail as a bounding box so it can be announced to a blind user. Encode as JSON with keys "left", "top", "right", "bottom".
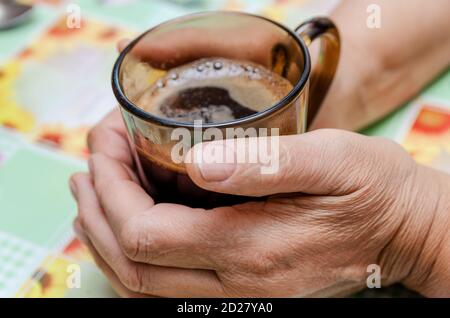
{"left": 69, "top": 178, "right": 78, "bottom": 200}
{"left": 198, "top": 143, "right": 236, "bottom": 182}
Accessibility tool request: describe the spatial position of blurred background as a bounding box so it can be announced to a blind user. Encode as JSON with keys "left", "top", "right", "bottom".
{"left": 0, "top": 0, "right": 448, "bottom": 297}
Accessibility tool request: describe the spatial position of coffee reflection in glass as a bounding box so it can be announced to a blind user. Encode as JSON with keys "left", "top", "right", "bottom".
{"left": 112, "top": 12, "right": 340, "bottom": 208}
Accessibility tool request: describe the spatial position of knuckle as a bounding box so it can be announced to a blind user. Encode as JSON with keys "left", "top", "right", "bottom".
{"left": 313, "top": 129, "right": 372, "bottom": 183}
{"left": 253, "top": 251, "right": 280, "bottom": 275}
{"left": 86, "top": 127, "right": 98, "bottom": 152}
{"left": 120, "top": 216, "right": 144, "bottom": 260}
{"left": 76, "top": 212, "right": 88, "bottom": 232}
{"left": 87, "top": 126, "right": 102, "bottom": 152}
{"left": 120, "top": 215, "right": 166, "bottom": 262}
{"left": 314, "top": 129, "right": 358, "bottom": 152}
{"left": 231, "top": 249, "right": 280, "bottom": 277}
{"left": 117, "top": 262, "right": 142, "bottom": 293}
{"left": 314, "top": 128, "right": 346, "bottom": 140}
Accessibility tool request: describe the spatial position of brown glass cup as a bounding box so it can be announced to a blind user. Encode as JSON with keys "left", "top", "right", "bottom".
{"left": 112, "top": 11, "right": 340, "bottom": 208}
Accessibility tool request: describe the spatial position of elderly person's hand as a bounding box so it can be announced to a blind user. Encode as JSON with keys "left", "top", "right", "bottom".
{"left": 70, "top": 110, "right": 450, "bottom": 297}
{"left": 116, "top": 0, "right": 450, "bottom": 132}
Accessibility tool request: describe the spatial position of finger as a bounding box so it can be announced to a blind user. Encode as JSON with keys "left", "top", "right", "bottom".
{"left": 117, "top": 38, "right": 131, "bottom": 53}
{"left": 127, "top": 27, "right": 275, "bottom": 69}
{"left": 88, "top": 153, "right": 223, "bottom": 269}
{"left": 185, "top": 129, "right": 379, "bottom": 196}
{"left": 73, "top": 218, "right": 150, "bottom": 298}
{"left": 88, "top": 153, "right": 154, "bottom": 233}
{"left": 87, "top": 109, "right": 133, "bottom": 167}
{"left": 71, "top": 175, "right": 141, "bottom": 297}
{"left": 71, "top": 173, "right": 225, "bottom": 297}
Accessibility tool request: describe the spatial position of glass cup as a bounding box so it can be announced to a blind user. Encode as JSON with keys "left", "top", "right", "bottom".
{"left": 112, "top": 11, "right": 340, "bottom": 208}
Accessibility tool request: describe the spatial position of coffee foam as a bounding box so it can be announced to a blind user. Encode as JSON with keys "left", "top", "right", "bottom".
{"left": 136, "top": 58, "right": 293, "bottom": 123}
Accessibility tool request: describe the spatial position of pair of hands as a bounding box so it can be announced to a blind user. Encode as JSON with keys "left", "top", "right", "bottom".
{"left": 70, "top": 0, "right": 450, "bottom": 295}
{"left": 70, "top": 110, "right": 448, "bottom": 297}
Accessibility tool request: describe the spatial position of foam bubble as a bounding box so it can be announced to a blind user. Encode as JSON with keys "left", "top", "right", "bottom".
{"left": 136, "top": 58, "right": 293, "bottom": 123}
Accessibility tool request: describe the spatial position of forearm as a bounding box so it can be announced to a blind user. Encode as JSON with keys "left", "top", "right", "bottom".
{"left": 316, "top": 0, "right": 450, "bottom": 130}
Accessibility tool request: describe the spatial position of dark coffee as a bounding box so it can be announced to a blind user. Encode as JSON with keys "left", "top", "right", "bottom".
{"left": 135, "top": 147, "right": 253, "bottom": 207}
{"left": 132, "top": 58, "right": 293, "bottom": 208}
{"left": 159, "top": 86, "right": 257, "bottom": 123}
{"left": 136, "top": 58, "right": 293, "bottom": 123}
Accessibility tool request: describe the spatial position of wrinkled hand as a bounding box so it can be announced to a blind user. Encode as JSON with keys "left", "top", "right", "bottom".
{"left": 70, "top": 110, "right": 449, "bottom": 297}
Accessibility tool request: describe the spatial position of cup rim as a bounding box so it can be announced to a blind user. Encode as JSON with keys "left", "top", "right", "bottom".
{"left": 112, "top": 10, "right": 311, "bottom": 129}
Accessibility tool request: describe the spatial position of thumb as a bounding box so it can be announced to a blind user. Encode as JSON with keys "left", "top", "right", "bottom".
{"left": 185, "top": 129, "right": 376, "bottom": 197}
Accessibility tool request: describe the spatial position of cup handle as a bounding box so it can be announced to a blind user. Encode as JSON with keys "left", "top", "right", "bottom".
{"left": 295, "top": 17, "right": 340, "bottom": 127}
